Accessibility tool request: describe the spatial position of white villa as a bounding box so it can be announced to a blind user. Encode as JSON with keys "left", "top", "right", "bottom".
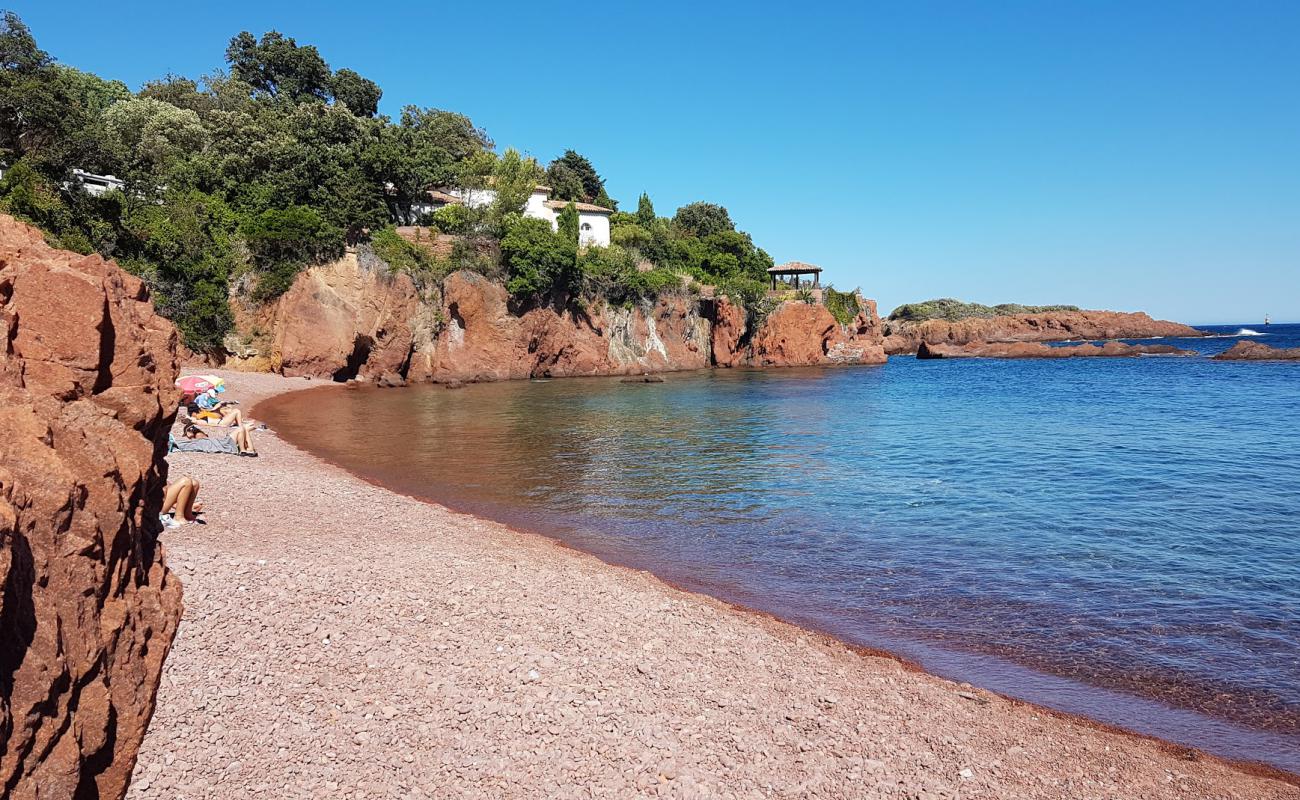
{"left": 413, "top": 184, "right": 613, "bottom": 247}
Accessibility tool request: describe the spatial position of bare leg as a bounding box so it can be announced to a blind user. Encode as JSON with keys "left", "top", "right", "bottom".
{"left": 176, "top": 477, "right": 201, "bottom": 521}
{"left": 161, "top": 477, "right": 189, "bottom": 516}
{"left": 233, "top": 424, "right": 257, "bottom": 454}
{"left": 219, "top": 408, "right": 245, "bottom": 426}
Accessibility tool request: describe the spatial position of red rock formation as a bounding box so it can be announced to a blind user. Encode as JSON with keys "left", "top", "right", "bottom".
{"left": 883, "top": 310, "right": 1202, "bottom": 355}
{"left": 258, "top": 256, "right": 888, "bottom": 381}
{"left": 706, "top": 296, "right": 747, "bottom": 368}
{"left": 749, "top": 301, "right": 886, "bottom": 368}
{"left": 0, "top": 215, "right": 183, "bottom": 799}
{"left": 272, "top": 250, "right": 423, "bottom": 380}
{"left": 1211, "top": 340, "right": 1300, "bottom": 361}
{"left": 421, "top": 272, "right": 713, "bottom": 382}
{"left": 917, "top": 340, "right": 1196, "bottom": 359}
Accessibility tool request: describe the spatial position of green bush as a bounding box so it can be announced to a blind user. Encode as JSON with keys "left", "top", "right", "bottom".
{"left": 370, "top": 226, "right": 434, "bottom": 273}
{"left": 888, "top": 298, "right": 1081, "bottom": 322}
{"left": 824, "top": 287, "right": 861, "bottom": 325}
{"left": 500, "top": 215, "right": 578, "bottom": 299}
{"left": 429, "top": 203, "right": 469, "bottom": 234}
{"left": 241, "top": 205, "right": 343, "bottom": 300}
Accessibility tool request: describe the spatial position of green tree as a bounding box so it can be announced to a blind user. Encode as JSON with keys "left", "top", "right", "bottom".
{"left": 489, "top": 148, "right": 541, "bottom": 232}
{"left": 635, "top": 192, "right": 655, "bottom": 226}
{"left": 500, "top": 215, "right": 578, "bottom": 299}
{"left": 241, "top": 205, "right": 344, "bottom": 299}
{"left": 225, "top": 30, "right": 333, "bottom": 104}
{"left": 101, "top": 97, "right": 207, "bottom": 202}
{"left": 673, "top": 201, "right": 733, "bottom": 238}
{"left": 330, "top": 68, "right": 381, "bottom": 117}
{"left": 545, "top": 149, "right": 606, "bottom": 203}
{"left": 557, "top": 201, "right": 579, "bottom": 245}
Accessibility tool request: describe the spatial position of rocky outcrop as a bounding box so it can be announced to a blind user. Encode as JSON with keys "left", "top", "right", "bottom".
{"left": 1212, "top": 340, "right": 1300, "bottom": 361}
{"left": 0, "top": 215, "right": 183, "bottom": 799}
{"left": 916, "top": 340, "right": 1196, "bottom": 359}
{"left": 706, "top": 296, "right": 748, "bottom": 368}
{"left": 418, "top": 271, "right": 713, "bottom": 382}
{"left": 252, "top": 258, "right": 888, "bottom": 382}
{"left": 272, "top": 249, "right": 425, "bottom": 381}
{"left": 749, "top": 302, "right": 886, "bottom": 367}
{"left": 883, "top": 310, "right": 1203, "bottom": 355}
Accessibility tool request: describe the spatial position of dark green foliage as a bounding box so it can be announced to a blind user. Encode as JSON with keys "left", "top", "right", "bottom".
{"left": 241, "top": 205, "right": 343, "bottom": 300}
{"left": 226, "top": 30, "right": 333, "bottom": 104}
{"left": 635, "top": 193, "right": 654, "bottom": 226}
{"left": 673, "top": 202, "right": 733, "bottom": 238}
{"left": 888, "top": 298, "right": 1081, "bottom": 322}
{"left": 824, "top": 287, "right": 861, "bottom": 325}
{"left": 545, "top": 149, "right": 608, "bottom": 205}
{"left": 580, "top": 245, "right": 679, "bottom": 306}
{"left": 330, "top": 68, "right": 381, "bottom": 117}
{"left": 501, "top": 215, "right": 578, "bottom": 299}
{"left": 557, "top": 202, "right": 579, "bottom": 244}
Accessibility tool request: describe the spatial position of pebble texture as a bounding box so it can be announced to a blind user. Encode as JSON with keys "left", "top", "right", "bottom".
{"left": 0, "top": 214, "right": 183, "bottom": 800}
{"left": 130, "top": 371, "right": 1299, "bottom": 799}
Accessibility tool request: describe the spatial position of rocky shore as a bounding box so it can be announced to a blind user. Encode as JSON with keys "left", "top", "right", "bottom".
{"left": 916, "top": 341, "right": 1196, "bottom": 359}
{"left": 883, "top": 310, "right": 1203, "bottom": 355}
{"left": 227, "top": 254, "right": 886, "bottom": 385}
{"left": 123, "top": 369, "right": 1300, "bottom": 799}
{"left": 1212, "top": 341, "right": 1300, "bottom": 361}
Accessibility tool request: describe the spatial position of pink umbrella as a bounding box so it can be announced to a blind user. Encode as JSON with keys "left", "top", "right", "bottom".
{"left": 176, "top": 375, "right": 224, "bottom": 398}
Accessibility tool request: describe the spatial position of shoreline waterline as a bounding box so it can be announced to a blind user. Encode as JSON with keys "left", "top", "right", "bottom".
{"left": 253, "top": 372, "right": 1300, "bottom": 782}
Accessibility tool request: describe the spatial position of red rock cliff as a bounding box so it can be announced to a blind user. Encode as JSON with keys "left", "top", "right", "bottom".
{"left": 249, "top": 257, "right": 888, "bottom": 382}
{"left": 0, "top": 215, "right": 183, "bottom": 799}
{"left": 882, "top": 310, "right": 1202, "bottom": 355}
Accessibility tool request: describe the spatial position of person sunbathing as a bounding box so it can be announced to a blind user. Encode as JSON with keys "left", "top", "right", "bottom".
{"left": 193, "top": 387, "right": 247, "bottom": 427}
{"left": 172, "top": 419, "right": 258, "bottom": 456}
{"left": 160, "top": 476, "right": 201, "bottom": 529}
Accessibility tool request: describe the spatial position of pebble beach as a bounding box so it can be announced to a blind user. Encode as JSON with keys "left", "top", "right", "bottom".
{"left": 127, "top": 371, "right": 1300, "bottom": 800}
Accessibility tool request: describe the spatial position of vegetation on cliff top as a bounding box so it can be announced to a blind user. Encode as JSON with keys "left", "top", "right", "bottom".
{"left": 0, "top": 11, "right": 773, "bottom": 351}
{"left": 888, "top": 298, "right": 1081, "bottom": 323}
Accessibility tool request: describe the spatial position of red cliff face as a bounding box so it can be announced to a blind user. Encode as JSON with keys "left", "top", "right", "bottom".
{"left": 882, "top": 310, "right": 1203, "bottom": 355}
{"left": 0, "top": 215, "right": 183, "bottom": 799}
{"left": 252, "top": 258, "right": 888, "bottom": 382}
{"left": 749, "top": 301, "right": 886, "bottom": 367}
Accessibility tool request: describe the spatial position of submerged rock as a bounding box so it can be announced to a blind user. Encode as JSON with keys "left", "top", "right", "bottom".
{"left": 0, "top": 214, "right": 184, "bottom": 798}
{"left": 1211, "top": 341, "right": 1300, "bottom": 361}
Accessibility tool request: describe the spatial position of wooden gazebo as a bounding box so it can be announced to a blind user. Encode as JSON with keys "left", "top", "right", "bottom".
{"left": 767, "top": 261, "right": 822, "bottom": 290}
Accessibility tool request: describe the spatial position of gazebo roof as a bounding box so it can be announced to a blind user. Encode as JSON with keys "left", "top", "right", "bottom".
{"left": 767, "top": 261, "right": 822, "bottom": 275}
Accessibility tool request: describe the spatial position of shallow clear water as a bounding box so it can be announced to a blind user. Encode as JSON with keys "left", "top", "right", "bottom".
{"left": 260, "top": 323, "right": 1300, "bottom": 771}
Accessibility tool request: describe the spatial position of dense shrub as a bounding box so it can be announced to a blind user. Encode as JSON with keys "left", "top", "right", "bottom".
{"left": 888, "top": 298, "right": 1081, "bottom": 322}
{"left": 500, "top": 215, "right": 578, "bottom": 299}
{"left": 824, "top": 287, "right": 861, "bottom": 325}
{"left": 241, "top": 205, "right": 344, "bottom": 300}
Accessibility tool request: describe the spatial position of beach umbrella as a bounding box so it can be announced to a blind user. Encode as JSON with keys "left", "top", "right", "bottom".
{"left": 176, "top": 374, "right": 224, "bottom": 397}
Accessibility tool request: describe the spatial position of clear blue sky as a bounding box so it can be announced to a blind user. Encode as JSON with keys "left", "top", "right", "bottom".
{"left": 12, "top": 0, "right": 1299, "bottom": 323}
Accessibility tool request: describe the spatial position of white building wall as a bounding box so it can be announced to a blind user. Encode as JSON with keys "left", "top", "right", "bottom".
{"left": 579, "top": 212, "right": 611, "bottom": 247}
{"left": 524, "top": 190, "right": 557, "bottom": 227}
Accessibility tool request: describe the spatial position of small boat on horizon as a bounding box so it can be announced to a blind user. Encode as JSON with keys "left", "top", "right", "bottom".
{"left": 1264, "top": 314, "right": 1271, "bottom": 326}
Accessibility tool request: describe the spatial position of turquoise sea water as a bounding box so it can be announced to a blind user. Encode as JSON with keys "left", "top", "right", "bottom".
{"left": 261, "top": 324, "right": 1300, "bottom": 771}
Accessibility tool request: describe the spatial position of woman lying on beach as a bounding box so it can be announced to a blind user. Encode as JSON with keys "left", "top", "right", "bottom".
{"left": 171, "top": 419, "right": 259, "bottom": 456}
{"left": 160, "top": 476, "right": 201, "bottom": 529}
{"left": 192, "top": 387, "right": 247, "bottom": 427}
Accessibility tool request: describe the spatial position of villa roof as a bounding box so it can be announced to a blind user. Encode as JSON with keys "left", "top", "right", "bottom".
{"left": 544, "top": 200, "right": 613, "bottom": 214}
{"left": 425, "top": 189, "right": 462, "bottom": 204}
{"left": 768, "top": 261, "right": 822, "bottom": 274}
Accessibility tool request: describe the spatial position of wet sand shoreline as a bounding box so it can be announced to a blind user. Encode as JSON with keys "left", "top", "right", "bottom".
{"left": 128, "top": 370, "right": 1299, "bottom": 799}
